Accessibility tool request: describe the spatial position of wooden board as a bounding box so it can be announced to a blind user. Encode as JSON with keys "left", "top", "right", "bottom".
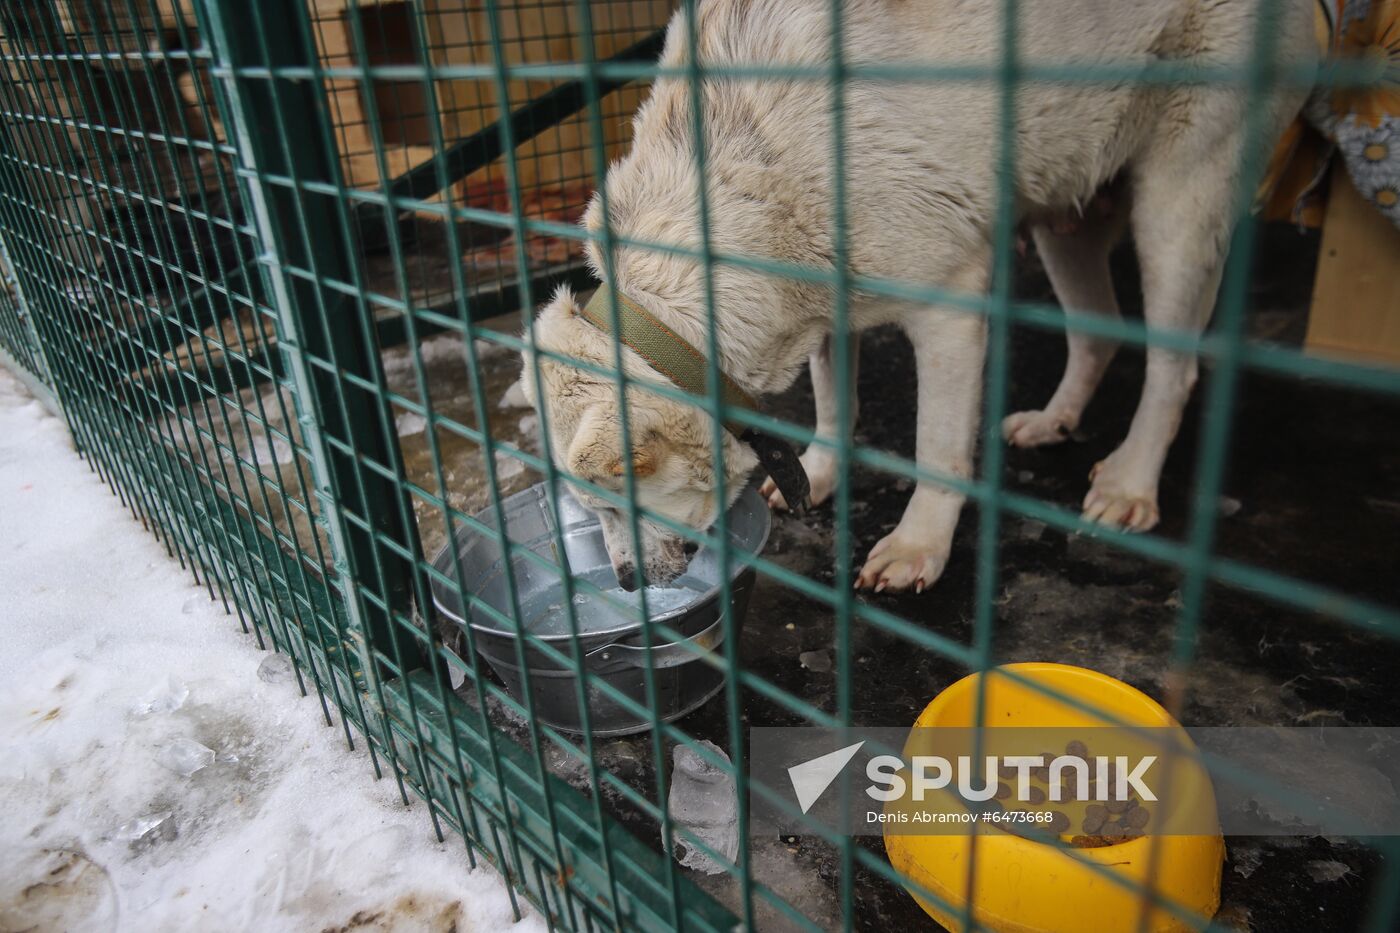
{"left": 1305, "top": 165, "right": 1400, "bottom": 367}
{"left": 50, "top": 1, "right": 196, "bottom": 58}
{"left": 426, "top": 0, "right": 671, "bottom": 193}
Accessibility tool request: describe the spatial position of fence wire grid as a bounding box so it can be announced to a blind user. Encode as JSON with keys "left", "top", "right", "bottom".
{"left": 0, "top": 0, "right": 1397, "bottom": 931}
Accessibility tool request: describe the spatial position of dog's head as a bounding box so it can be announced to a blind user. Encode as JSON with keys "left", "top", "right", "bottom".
{"left": 520, "top": 286, "right": 758, "bottom": 590}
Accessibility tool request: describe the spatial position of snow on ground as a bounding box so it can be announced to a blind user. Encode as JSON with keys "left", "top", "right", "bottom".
{"left": 0, "top": 366, "right": 546, "bottom": 933}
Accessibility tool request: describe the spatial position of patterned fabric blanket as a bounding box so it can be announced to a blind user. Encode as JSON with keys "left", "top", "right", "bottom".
{"left": 1261, "top": 0, "right": 1399, "bottom": 228}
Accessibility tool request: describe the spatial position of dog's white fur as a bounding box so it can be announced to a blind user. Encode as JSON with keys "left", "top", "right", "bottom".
{"left": 524, "top": 0, "right": 1316, "bottom": 591}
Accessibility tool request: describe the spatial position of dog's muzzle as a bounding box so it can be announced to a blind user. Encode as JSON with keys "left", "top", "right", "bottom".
{"left": 578, "top": 287, "right": 811, "bottom": 510}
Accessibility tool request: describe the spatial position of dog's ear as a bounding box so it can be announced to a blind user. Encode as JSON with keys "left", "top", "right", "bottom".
{"left": 539, "top": 283, "right": 582, "bottom": 322}
{"left": 566, "top": 404, "right": 664, "bottom": 484}
{"left": 605, "top": 442, "right": 657, "bottom": 479}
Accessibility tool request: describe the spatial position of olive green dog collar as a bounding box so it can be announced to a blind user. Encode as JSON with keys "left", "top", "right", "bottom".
{"left": 578, "top": 287, "right": 811, "bottom": 510}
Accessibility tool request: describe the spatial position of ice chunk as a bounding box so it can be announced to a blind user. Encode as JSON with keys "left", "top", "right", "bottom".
{"left": 599, "top": 586, "right": 695, "bottom": 616}
{"left": 395, "top": 411, "right": 427, "bottom": 436}
{"left": 1307, "top": 860, "right": 1352, "bottom": 883}
{"left": 498, "top": 380, "right": 530, "bottom": 410}
{"left": 116, "top": 810, "right": 176, "bottom": 849}
{"left": 256, "top": 653, "right": 296, "bottom": 685}
{"left": 1018, "top": 519, "right": 1047, "bottom": 541}
{"left": 222, "top": 431, "right": 293, "bottom": 467}
{"left": 474, "top": 337, "right": 510, "bottom": 361}
{"left": 669, "top": 740, "right": 738, "bottom": 875}
{"left": 494, "top": 451, "right": 526, "bottom": 481}
{"left": 132, "top": 675, "right": 189, "bottom": 717}
{"left": 157, "top": 737, "right": 215, "bottom": 777}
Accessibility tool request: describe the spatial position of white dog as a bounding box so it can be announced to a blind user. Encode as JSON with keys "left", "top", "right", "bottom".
{"left": 523, "top": 0, "right": 1315, "bottom": 592}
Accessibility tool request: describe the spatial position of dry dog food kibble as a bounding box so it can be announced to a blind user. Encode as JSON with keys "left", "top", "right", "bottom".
{"left": 1083, "top": 804, "right": 1108, "bottom": 834}
{"left": 998, "top": 739, "right": 1158, "bottom": 846}
{"left": 1071, "top": 834, "right": 1114, "bottom": 848}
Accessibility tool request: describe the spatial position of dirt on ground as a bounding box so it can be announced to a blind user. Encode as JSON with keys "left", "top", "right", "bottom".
{"left": 171, "top": 219, "right": 1396, "bottom": 932}
{"left": 440, "top": 223, "right": 1400, "bottom": 932}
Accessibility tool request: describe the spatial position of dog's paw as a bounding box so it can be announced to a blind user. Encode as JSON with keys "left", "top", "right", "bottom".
{"left": 855, "top": 532, "right": 948, "bottom": 593}
{"left": 1083, "top": 459, "right": 1159, "bottom": 532}
{"left": 1001, "top": 409, "right": 1075, "bottom": 448}
{"left": 761, "top": 449, "right": 837, "bottom": 511}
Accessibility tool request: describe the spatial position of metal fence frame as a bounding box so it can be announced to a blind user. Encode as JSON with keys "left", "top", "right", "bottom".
{"left": 0, "top": 0, "right": 1397, "bottom": 930}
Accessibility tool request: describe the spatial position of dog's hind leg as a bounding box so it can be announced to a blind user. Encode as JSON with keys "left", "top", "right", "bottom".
{"left": 762, "top": 331, "right": 860, "bottom": 510}
{"left": 1002, "top": 188, "right": 1129, "bottom": 448}
{"left": 1082, "top": 137, "right": 1238, "bottom": 532}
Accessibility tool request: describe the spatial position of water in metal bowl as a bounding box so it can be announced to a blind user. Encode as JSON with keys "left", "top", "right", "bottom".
{"left": 429, "top": 482, "right": 770, "bottom": 735}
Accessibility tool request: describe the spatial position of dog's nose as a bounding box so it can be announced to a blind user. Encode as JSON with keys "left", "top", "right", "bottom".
{"left": 615, "top": 563, "right": 639, "bottom": 592}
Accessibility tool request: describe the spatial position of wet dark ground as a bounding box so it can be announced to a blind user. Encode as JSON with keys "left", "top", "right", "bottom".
{"left": 463, "top": 224, "right": 1400, "bottom": 932}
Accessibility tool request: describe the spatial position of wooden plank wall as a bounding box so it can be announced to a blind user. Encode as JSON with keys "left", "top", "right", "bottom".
{"left": 4, "top": 1, "right": 671, "bottom": 207}
{"left": 1305, "top": 166, "right": 1400, "bottom": 367}
{"left": 426, "top": 0, "right": 672, "bottom": 195}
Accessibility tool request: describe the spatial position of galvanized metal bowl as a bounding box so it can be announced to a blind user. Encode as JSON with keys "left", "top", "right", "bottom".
{"left": 430, "top": 482, "right": 771, "bottom": 735}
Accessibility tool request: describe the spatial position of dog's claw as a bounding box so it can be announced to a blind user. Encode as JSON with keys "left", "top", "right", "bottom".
{"left": 761, "top": 451, "right": 838, "bottom": 512}
{"left": 1082, "top": 457, "right": 1160, "bottom": 533}
{"left": 759, "top": 476, "right": 787, "bottom": 511}
{"left": 855, "top": 531, "right": 948, "bottom": 594}
{"left": 1002, "top": 409, "right": 1078, "bottom": 449}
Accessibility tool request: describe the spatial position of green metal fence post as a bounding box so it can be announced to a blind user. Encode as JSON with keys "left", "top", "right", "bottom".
{"left": 194, "top": 0, "right": 427, "bottom": 691}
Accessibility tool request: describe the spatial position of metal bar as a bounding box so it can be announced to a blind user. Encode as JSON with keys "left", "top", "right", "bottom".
{"left": 372, "top": 261, "right": 595, "bottom": 348}
{"left": 196, "top": 0, "right": 427, "bottom": 684}
{"left": 94, "top": 258, "right": 257, "bottom": 361}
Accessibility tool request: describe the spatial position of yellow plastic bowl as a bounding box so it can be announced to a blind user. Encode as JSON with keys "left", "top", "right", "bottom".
{"left": 883, "top": 663, "right": 1224, "bottom": 933}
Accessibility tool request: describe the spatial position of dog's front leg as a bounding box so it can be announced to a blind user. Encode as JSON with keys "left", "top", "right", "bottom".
{"left": 762, "top": 331, "right": 861, "bottom": 511}
{"left": 856, "top": 293, "right": 987, "bottom": 593}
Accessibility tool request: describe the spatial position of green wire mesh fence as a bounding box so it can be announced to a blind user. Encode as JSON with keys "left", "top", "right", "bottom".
{"left": 0, "top": 0, "right": 1397, "bottom": 930}
{"left": 0, "top": 238, "right": 47, "bottom": 384}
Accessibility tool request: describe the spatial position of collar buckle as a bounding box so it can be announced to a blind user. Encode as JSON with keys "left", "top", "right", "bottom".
{"left": 739, "top": 428, "right": 810, "bottom": 512}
